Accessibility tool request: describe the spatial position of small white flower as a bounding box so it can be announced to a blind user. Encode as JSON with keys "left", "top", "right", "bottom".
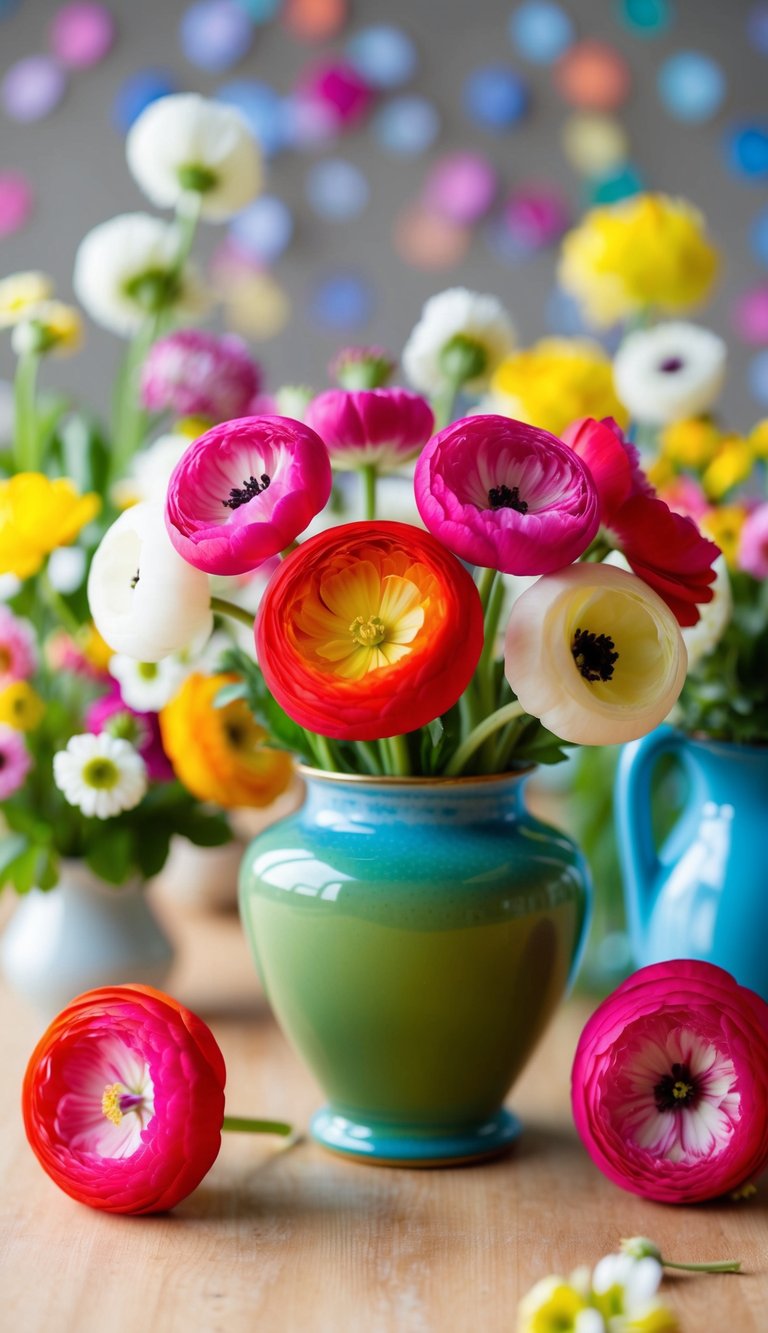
{"left": 88, "top": 500, "right": 213, "bottom": 661}
{"left": 681, "top": 554, "right": 731, "bottom": 670}
{"left": 109, "top": 652, "right": 191, "bottom": 712}
{"left": 47, "top": 546, "right": 86, "bottom": 594}
{"left": 592, "top": 1254, "right": 663, "bottom": 1308}
{"left": 53, "top": 733, "right": 148, "bottom": 819}
{"left": 402, "top": 288, "right": 516, "bottom": 396}
{"left": 613, "top": 322, "right": 726, "bottom": 426}
{"left": 112, "top": 432, "right": 191, "bottom": 508}
{"left": 73, "top": 213, "right": 208, "bottom": 338}
{"left": 126, "top": 94, "right": 262, "bottom": 221}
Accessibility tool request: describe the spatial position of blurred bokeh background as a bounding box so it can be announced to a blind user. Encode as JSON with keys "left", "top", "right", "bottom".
{"left": 2, "top": 0, "right": 768, "bottom": 425}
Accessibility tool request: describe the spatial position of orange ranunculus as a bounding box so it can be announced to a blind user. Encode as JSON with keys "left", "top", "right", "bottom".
{"left": 159, "top": 673, "right": 294, "bottom": 808}
{"left": 255, "top": 521, "right": 484, "bottom": 742}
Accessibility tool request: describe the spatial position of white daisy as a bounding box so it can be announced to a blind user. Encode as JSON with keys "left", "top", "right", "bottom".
{"left": 53, "top": 733, "right": 148, "bottom": 819}
{"left": 109, "top": 653, "right": 191, "bottom": 712}
{"left": 681, "top": 554, "right": 732, "bottom": 670}
{"left": 73, "top": 213, "right": 208, "bottom": 338}
{"left": 126, "top": 94, "right": 261, "bottom": 222}
{"left": 613, "top": 322, "right": 726, "bottom": 426}
{"left": 402, "top": 288, "right": 516, "bottom": 396}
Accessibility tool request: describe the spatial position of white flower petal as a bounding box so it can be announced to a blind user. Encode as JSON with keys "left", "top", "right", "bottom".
{"left": 614, "top": 322, "right": 726, "bottom": 426}
{"left": 402, "top": 287, "right": 515, "bottom": 395}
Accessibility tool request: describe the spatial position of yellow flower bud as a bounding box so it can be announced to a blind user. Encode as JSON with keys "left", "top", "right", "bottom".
{"left": 702, "top": 437, "right": 753, "bottom": 500}
{"left": 659, "top": 417, "right": 721, "bottom": 470}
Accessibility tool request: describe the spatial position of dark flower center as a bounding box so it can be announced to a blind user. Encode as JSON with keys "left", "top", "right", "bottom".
{"left": 654, "top": 1062, "right": 698, "bottom": 1111}
{"left": 658, "top": 356, "right": 684, "bottom": 374}
{"left": 571, "top": 627, "right": 619, "bottom": 682}
{"left": 223, "top": 474, "right": 271, "bottom": 510}
{"left": 488, "top": 483, "right": 528, "bottom": 513}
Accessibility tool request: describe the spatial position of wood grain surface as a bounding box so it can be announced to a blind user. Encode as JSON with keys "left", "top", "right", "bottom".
{"left": 1, "top": 895, "right": 765, "bottom": 1333}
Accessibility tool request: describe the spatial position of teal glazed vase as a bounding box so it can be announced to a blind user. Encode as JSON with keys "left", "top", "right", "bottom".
{"left": 239, "top": 768, "right": 591, "bottom": 1166}
{"left": 616, "top": 726, "right": 768, "bottom": 1002}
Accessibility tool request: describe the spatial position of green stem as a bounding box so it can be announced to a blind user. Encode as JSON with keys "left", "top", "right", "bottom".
{"left": 209, "top": 596, "right": 255, "bottom": 630}
{"left": 432, "top": 382, "right": 460, "bottom": 432}
{"left": 13, "top": 352, "right": 41, "bottom": 472}
{"left": 312, "top": 734, "right": 338, "bottom": 772}
{"left": 222, "top": 1116, "right": 294, "bottom": 1136}
{"left": 385, "top": 733, "right": 411, "bottom": 776}
{"left": 280, "top": 540, "right": 300, "bottom": 558}
{"left": 476, "top": 565, "right": 497, "bottom": 615}
{"left": 360, "top": 464, "right": 378, "bottom": 521}
{"left": 110, "top": 318, "right": 157, "bottom": 484}
{"left": 39, "top": 567, "right": 81, "bottom": 637}
{"left": 173, "top": 194, "right": 202, "bottom": 272}
{"left": 445, "top": 701, "right": 525, "bottom": 777}
{"left": 356, "top": 740, "right": 385, "bottom": 775}
{"left": 662, "top": 1260, "right": 742, "bottom": 1275}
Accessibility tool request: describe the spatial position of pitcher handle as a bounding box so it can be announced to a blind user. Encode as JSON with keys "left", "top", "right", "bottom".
{"left": 615, "top": 725, "right": 684, "bottom": 947}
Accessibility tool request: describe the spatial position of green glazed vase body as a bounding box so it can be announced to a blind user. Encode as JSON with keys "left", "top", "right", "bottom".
{"left": 239, "top": 769, "right": 591, "bottom": 1166}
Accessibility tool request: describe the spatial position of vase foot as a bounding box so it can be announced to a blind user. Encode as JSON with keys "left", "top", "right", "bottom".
{"left": 310, "top": 1106, "right": 521, "bottom": 1167}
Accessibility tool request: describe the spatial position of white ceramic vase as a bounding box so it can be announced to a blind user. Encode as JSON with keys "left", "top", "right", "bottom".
{"left": 0, "top": 859, "right": 174, "bottom": 1016}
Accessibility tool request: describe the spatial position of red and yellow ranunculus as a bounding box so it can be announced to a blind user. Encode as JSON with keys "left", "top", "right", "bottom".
{"left": 159, "top": 672, "right": 294, "bottom": 808}
{"left": 256, "top": 521, "right": 484, "bottom": 742}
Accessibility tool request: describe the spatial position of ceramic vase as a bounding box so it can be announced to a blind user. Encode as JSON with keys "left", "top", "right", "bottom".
{"left": 0, "top": 859, "right": 174, "bottom": 1016}
{"left": 616, "top": 725, "right": 768, "bottom": 1002}
{"left": 239, "top": 768, "right": 591, "bottom": 1167}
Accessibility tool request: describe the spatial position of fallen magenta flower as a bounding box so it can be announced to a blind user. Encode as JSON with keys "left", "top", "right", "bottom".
{"left": 571, "top": 961, "right": 768, "bottom": 1204}
{"left": 165, "top": 416, "right": 332, "bottom": 576}
{"left": 414, "top": 415, "right": 599, "bottom": 575}
{"left": 23, "top": 985, "right": 292, "bottom": 1215}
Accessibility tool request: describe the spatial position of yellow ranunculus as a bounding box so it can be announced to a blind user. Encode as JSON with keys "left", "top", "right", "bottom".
{"left": 700, "top": 504, "right": 747, "bottom": 567}
{"left": 490, "top": 337, "right": 628, "bottom": 437}
{"left": 0, "top": 272, "right": 53, "bottom": 328}
{"left": 0, "top": 681, "right": 44, "bottom": 730}
{"left": 12, "top": 301, "right": 83, "bottom": 357}
{"left": 559, "top": 194, "right": 719, "bottom": 328}
{"left": 748, "top": 418, "right": 768, "bottom": 460}
{"left": 702, "top": 437, "right": 754, "bottom": 500}
{"left": 0, "top": 473, "right": 100, "bottom": 579}
{"left": 659, "top": 417, "right": 721, "bottom": 470}
{"left": 159, "top": 672, "right": 294, "bottom": 809}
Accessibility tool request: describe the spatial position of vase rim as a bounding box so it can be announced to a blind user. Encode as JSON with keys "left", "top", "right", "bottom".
{"left": 296, "top": 764, "right": 534, "bottom": 787}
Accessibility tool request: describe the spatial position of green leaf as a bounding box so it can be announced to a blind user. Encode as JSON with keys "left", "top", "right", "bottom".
{"left": 213, "top": 681, "right": 248, "bottom": 708}
{"left": 0, "top": 834, "right": 31, "bottom": 887}
{"left": 86, "top": 827, "right": 135, "bottom": 885}
{"left": 132, "top": 824, "right": 172, "bottom": 879}
{"left": 173, "top": 811, "right": 231, "bottom": 847}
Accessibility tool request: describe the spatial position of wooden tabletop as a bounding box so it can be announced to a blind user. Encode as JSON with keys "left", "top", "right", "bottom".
{"left": 1, "top": 894, "right": 766, "bottom": 1333}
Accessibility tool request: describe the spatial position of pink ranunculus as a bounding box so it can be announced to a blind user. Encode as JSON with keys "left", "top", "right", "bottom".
{"left": 738, "top": 502, "right": 768, "bottom": 579}
{"left": 306, "top": 387, "right": 435, "bottom": 473}
{"left": 562, "top": 416, "right": 719, "bottom": 627}
{"left": 571, "top": 960, "right": 768, "bottom": 1204}
{"left": 86, "top": 689, "right": 174, "bottom": 783}
{"left": 413, "top": 414, "right": 600, "bottom": 575}
{"left": 139, "top": 329, "right": 262, "bottom": 423}
{"left": 0, "top": 723, "right": 31, "bottom": 799}
{"left": 0, "top": 606, "right": 37, "bottom": 688}
{"left": 23, "top": 985, "right": 226, "bottom": 1215}
{"left": 165, "top": 416, "right": 333, "bottom": 576}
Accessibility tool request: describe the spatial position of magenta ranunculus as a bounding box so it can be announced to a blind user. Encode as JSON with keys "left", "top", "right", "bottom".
{"left": 23, "top": 985, "right": 226, "bottom": 1214}
{"left": 86, "top": 689, "right": 174, "bottom": 783}
{"left": 571, "top": 960, "right": 768, "bottom": 1204}
{"left": 414, "top": 414, "right": 599, "bottom": 574}
{"left": 140, "top": 329, "right": 262, "bottom": 422}
{"left": 165, "top": 416, "right": 333, "bottom": 576}
{"left": 306, "top": 387, "right": 435, "bottom": 472}
{"left": 738, "top": 502, "right": 768, "bottom": 579}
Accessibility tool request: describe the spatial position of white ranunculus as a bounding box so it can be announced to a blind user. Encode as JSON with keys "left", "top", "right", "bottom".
{"left": 504, "top": 563, "right": 688, "bottom": 746}
{"left": 126, "top": 94, "right": 261, "bottom": 221}
{"left": 73, "top": 213, "right": 208, "bottom": 338}
{"left": 402, "top": 288, "right": 516, "bottom": 396}
{"left": 613, "top": 322, "right": 726, "bottom": 426}
{"left": 88, "top": 501, "right": 213, "bottom": 661}
{"left": 112, "top": 431, "right": 191, "bottom": 508}
{"left": 681, "top": 553, "right": 732, "bottom": 670}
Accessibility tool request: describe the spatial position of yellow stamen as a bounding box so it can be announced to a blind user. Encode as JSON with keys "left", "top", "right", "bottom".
{"left": 101, "top": 1083, "right": 124, "bottom": 1125}
{"left": 349, "top": 615, "right": 386, "bottom": 647}
{"left": 672, "top": 1080, "right": 693, "bottom": 1101}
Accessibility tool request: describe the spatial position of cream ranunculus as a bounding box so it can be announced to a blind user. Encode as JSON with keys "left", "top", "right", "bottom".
{"left": 126, "top": 94, "right": 261, "bottom": 221}
{"left": 613, "top": 322, "right": 726, "bottom": 427}
{"left": 73, "top": 213, "right": 208, "bottom": 338}
{"left": 402, "top": 288, "right": 516, "bottom": 396}
{"left": 504, "top": 563, "right": 687, "bottom": 745}
{"left": 87, "top": 501, "right": 213, "bottom": 661}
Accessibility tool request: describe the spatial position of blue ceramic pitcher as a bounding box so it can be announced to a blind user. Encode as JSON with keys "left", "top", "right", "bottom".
{"left": 615, "top": 725, "right": 768, "bottom": 1001}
